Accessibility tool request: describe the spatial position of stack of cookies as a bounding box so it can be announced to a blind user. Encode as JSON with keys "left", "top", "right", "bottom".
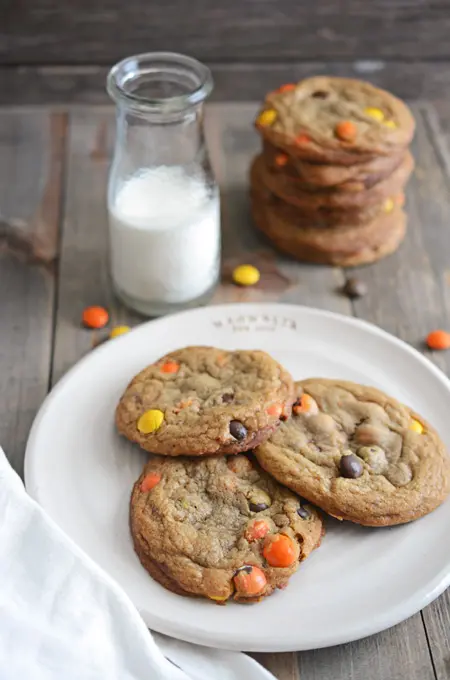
{"left": 251, "top": 77, "right": 416, "bottom": 266}
{"left": 116, "top": 346, "right": 450, "bottom": 605}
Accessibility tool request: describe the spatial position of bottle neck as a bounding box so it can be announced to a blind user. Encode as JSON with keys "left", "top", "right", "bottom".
{"left": 115, "top": 103, "right": 206, "bottom": 170}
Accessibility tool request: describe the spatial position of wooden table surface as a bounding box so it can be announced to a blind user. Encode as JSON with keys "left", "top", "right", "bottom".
{"left": 2, "top": 101, "right": 450, "bottom": 680}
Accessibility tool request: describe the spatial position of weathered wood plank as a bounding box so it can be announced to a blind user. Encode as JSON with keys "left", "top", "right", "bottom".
{"left": 0, "top": 109, "right": 66, "bottom": 475}
{"left": 4, "top": 1, "right": 450, "bottom": 64}
{"left": 298, "top": 620, "right": 435, "bottom": 680}
{"left": 3, "top": 62, "right": 450, "bottom": 106}
{"left": 408, "top": 99, "right": 450, "bottom": 680}
{"left": 50, "top": 109, "right": 142, "bottom": 384}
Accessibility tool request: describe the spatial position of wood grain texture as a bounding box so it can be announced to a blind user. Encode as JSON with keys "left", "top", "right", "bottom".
{"left": 0, "top": 109, "right": 66, "bottom": 474}
{"left": 298, "top": 619, "right": 435, "bottom": 680}
{"left": 411, "top": 99, "right": 450, "bottom": 680}
{"left": 50, "top": 109, "right": 142, "bottom": 384}
{"left": 3, "top": 61, "right": 450, "bottom": 106}
{"left": 4, "top": 1, "right": 450, "bottom": 64}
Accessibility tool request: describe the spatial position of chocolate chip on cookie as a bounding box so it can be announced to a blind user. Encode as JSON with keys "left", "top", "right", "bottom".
{"left": 255, "top": 379, "right": 450, "bottom": 526}
{"left": 339, "top": 453, "right": 364, "bottom": 479}
{"left": 116, "top": 347, "right": 295, "bottom": 456}
{"left": 130, "top": 455, "right": 324, "bottom": 603}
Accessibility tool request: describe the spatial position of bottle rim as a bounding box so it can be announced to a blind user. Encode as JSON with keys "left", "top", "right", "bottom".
{"left": 106, "top": 52, "right": 213, "bottom": 114}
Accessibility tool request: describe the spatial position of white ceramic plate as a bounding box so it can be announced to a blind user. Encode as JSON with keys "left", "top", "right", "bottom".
{"left": 25, "top": 303, "right": 450, "bottom": 652}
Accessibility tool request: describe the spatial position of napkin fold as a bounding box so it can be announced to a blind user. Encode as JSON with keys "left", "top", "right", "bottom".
{"left": 0, "top": 448, "right": 275, "bottom": 680}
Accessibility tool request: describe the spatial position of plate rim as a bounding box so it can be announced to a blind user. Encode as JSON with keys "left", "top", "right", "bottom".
{"left": 24, "top": 302, "right": 450, "bottom": 651}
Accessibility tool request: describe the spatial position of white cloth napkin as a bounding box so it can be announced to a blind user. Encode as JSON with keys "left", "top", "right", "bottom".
{"left": 0, "top": 448, "right": 275, "bottom": 680}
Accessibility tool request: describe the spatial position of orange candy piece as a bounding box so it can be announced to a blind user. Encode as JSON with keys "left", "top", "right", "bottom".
{"left": 234, "top": 566, "right": 267, "bottom": 596}
{"left": 426, "top": 330, "right": 450, "bottom": 350}
{"left": 396, "top": 193, "right": 405, "bottom": 207}
{"left": 245, "top": 519, "right": 270, "bottom": 542}
{"left": 293, "top": 393, "right": 318, "bottom": 415}
{"left": 277, "top": 83, "right": 296, "bottom": 93}
{"left": 140, "top": 472, "right": 162, "bottom": 492}
{"left": 267, "top": 403, "right": 283, "bottom": 418}
{"left": 82, "top": 306, "right": 109, "bottom": 329}
{"left": 263, "top": 534, "right": 297, "bottom": 568}
{"left": 161, "top": 360, "right": 180, "bottom": 374}
{"left": 275, "top": 153, "right": 288, "bottom": 167}
{"left": 295, "top": 133, "right": 310, "bottom": 145}
{"left": 335, "top": 120, "right": 357, "bottom": 142}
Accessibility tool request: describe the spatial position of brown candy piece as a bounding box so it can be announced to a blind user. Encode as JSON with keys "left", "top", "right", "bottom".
{"left": 340, "top": 453, "right": 363, "bottom": 479}
{"left": 230, "top": 420, "right": 247, "bottom": 441}
{"left": 343, "top": 277, "right": 368, "bottom": 299}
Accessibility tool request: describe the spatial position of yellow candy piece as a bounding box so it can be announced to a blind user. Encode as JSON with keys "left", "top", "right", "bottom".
{"left": 383, "top": 198, "right": 395, "bottom": 214}
{"left": 257, "top": 109, "right": 277, "bottom": 126}
{"left": 383, "top": 120, "right": 397, "bottom": 129}
{"left": 137, "top": 409, "right": 164, "bottom": 434}
{"left": 109, "top": 325, "right": 130, "bottom": 339}
{"left": 232, "top": 264, "right": 261, "bottom": 287}
{"left": 209, "top": 595, "right": 229, "bottom": 602}
{"left": 410, "top": 419, "right": 424, "bottom": 435}
{"left": 364, "top": 107, "right": 385, "bottom": 122}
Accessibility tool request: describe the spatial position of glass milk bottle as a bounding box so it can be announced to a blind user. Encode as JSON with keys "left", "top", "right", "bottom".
{"left": 106, "top": 52, "right": 220, "bottom": 316}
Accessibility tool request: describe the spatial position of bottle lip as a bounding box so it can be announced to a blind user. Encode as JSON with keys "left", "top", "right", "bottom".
{"left": 106, "top": 52, "right": 213, "bottom": 114}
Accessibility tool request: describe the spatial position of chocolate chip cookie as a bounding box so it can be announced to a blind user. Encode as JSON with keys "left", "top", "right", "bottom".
{"left": 255, "top": 77, "right": 415, "bottom": 164}
{"left": 255, "top": 379, "right": 450, "bottom": 526}
{"left": 130, "top": 454, "right": 324, "bottom": 603}
{"left": 252, "top": 152, "right": 413, "bottom": 211}
{"left": 116, "top": 347, "right": 294, "bottom": 456}
{"left": 251, "top": 184, "right": 406, "bottom": 267}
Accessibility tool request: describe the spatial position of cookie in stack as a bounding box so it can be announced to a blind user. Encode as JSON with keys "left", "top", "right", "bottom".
{"left": 251, "top": 77, "right": 416, "bottom": 266}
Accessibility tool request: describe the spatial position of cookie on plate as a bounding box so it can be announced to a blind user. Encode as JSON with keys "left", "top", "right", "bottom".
{"left": 254, "top": 379, "right": 450, "bottom": 526}
{"left": 251, "top": 184, "right": 406, "bottom": 267}
{"left": 255, "top": 76, "right": 415, "bottom": 164}
{"left": 116, "top": 347, "right": 294, "bottom": 456}
{"left": 130, "top": 454, "right": 324, "bottom": 603}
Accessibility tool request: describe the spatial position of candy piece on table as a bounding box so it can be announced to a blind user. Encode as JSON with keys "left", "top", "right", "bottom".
{"left": 256, "top": 109, "right": 277, "bottom": 126}
{"left": 234, "top": 565, "right": 267, "bottom": 597}
{"left": 82, "top": 306, "right": 109, "bottom": 329}
{"left": 263, "top": 533, "right": 298, "bottom": 567}
{"left": 160, "top": 360, "right": 180, "bottom": 374}
{"left": 140, "top": 472, "right": 162, "bottom": 492}
{"left": 426, "top": 329, "right": 450, "bottom": 350}
{"left": 339, "top": 453, "right": 364, "bottom": 479}
{"left": 292, "top": 394, "right": 319, "bottom": 415}
{"left": 410, "top": 419, "right": 424, "bottom": 434}
{"left": 343, "top": 277, "right": 368, "bottom": 299}
{"left": 109, "top": 325, "right": 130, "bottom": 339}
{"left": 245, "top": 519, "right": 271, "bottom": 542}
{"left": 335, "top": 120, "right": 357, "bottom": 141}
{"left": 232, "top": 264, "right": 260, "bottom": 287}
{"left": 275, "top": 153, "right": 289, "bottom": 167}
{"left": 137, "top": 409, "right": 164, "bottom": 434}
{"left": 364, "top": 107, "right": 385, "bottom": 122}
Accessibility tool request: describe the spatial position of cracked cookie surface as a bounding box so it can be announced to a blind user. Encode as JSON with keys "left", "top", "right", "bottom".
{"left": 130, "top": 454, "right": 323, "bottom": 603}
{"left": 116, "top": 346, "right": 294, "bottom": 456}
{"left": 254, "top": 379, "right": 450, "bottom": 526}
{"left": 255, "top": 77, "right": 415, "bottom": 163}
